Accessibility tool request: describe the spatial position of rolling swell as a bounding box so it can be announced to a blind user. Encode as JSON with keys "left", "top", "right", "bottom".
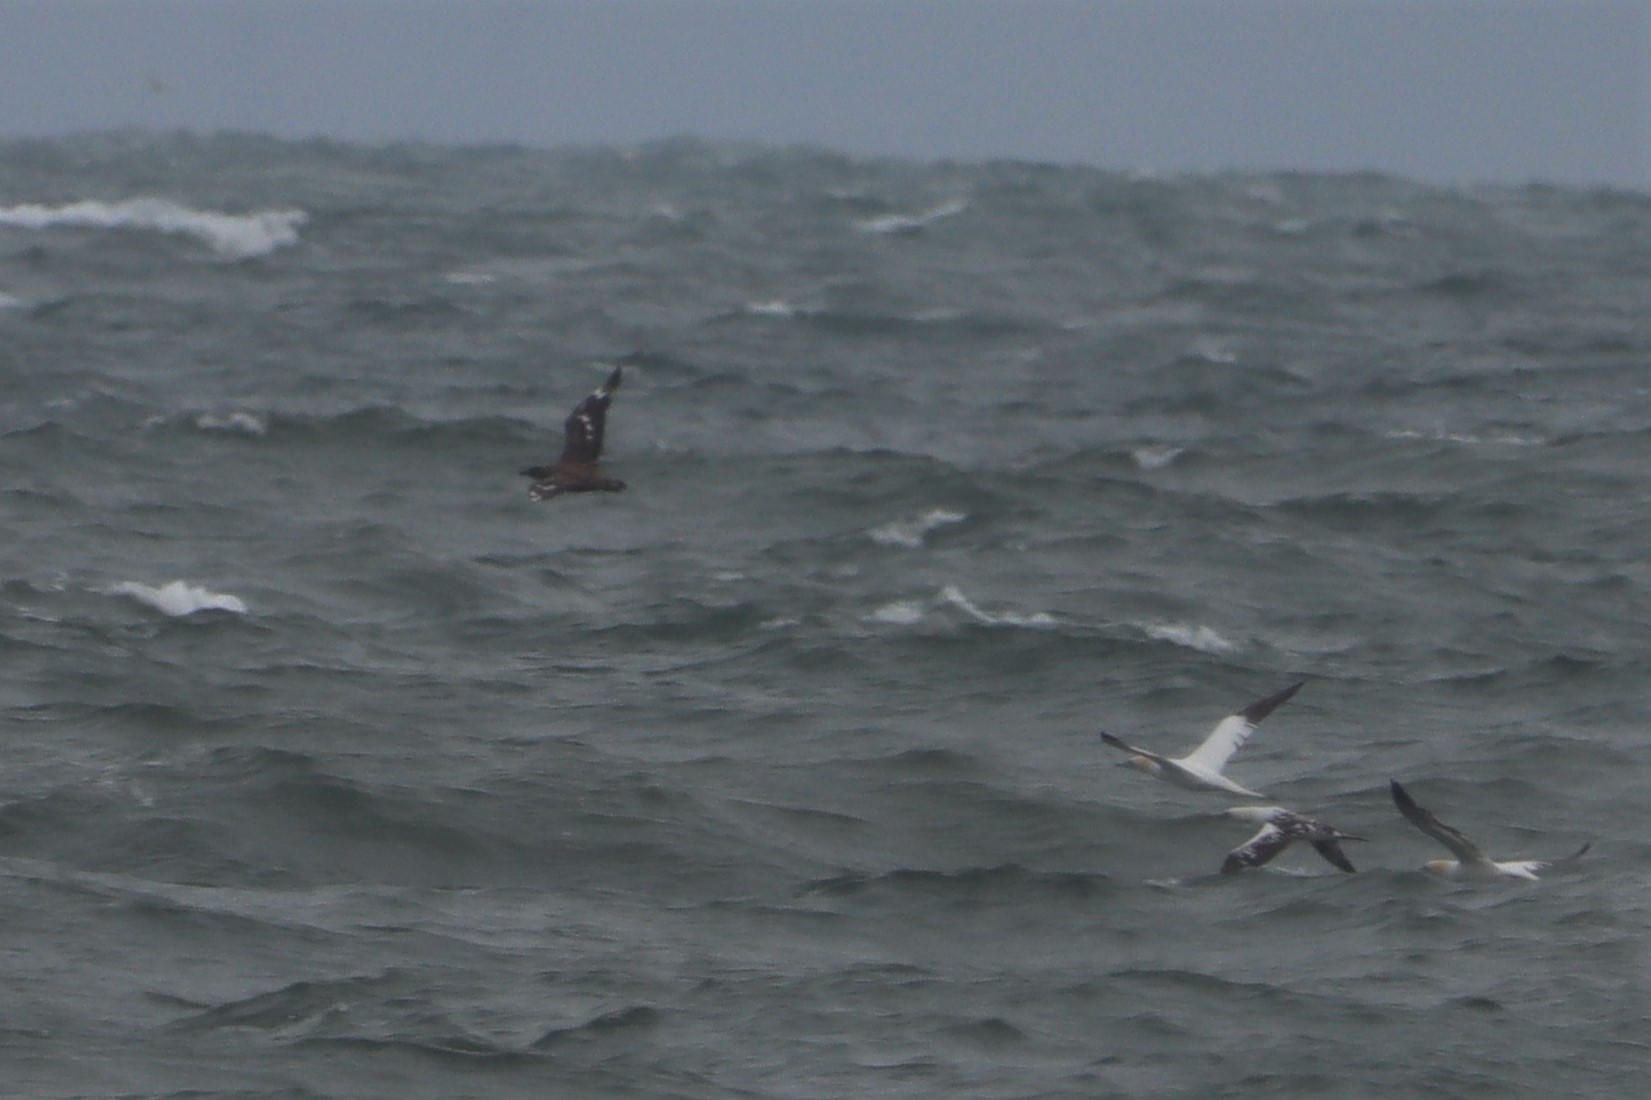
{"left": 2, "top": 132, "right": 1650, "bottom": 1098}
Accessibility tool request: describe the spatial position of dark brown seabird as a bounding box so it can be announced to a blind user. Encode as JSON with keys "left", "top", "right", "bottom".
{"left": 521, "top": 366, "right": 626, "bottom": 502}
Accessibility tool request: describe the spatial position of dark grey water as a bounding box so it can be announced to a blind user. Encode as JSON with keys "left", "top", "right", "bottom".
{"left": 2, "top": 131, "right": 1649, "bottom": 1098}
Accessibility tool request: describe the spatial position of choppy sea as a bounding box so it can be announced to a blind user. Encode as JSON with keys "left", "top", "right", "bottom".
{"left": 2, "top": 131, "right": 1649, "bottom": 1098}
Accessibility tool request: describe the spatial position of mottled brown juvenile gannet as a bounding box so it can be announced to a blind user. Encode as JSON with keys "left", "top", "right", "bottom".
{"left": 1100, "top": 681, "right": 1303, "bottom": 798}
{"left": 1390, "top": 780, "right": 1590, "bottom": 881}
{"left": 1218, "top": 806, "right": 1363, "bottom": 874}
{"left": 521, "top": 365, "right": 626, "bottom": 502}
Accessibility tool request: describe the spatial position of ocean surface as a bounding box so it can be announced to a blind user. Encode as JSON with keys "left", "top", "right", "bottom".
{"left": 2, "top": 131, "right": 1649, "bottom": 1099}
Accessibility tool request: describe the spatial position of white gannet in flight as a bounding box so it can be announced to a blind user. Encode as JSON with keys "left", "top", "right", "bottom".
{"left": 1100, "top": 681, "right": 1303, "bottom": 798}
{"left": 1218, "top": 806, "right": 1363, "bottom": 874}
{"left": 1390, "top": 780, "right": 1590, "bottom": 881}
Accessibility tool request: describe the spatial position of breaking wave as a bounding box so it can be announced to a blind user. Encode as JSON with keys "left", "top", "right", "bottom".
{"left": 110, "top": 580, "right": 249, "bottom": 616}
{"left": 867, "top": 508, "right": 967, "bottom": 548}
{"left": 0, "top": 197, "right": 307, "bottom": 259}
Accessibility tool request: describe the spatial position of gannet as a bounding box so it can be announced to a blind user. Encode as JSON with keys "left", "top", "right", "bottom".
{"left": 1389, "top": 780, "right": 1590, "bottom": 880}
{"left": 1100, "top": 681, "right": 1303, "bottom": 798}
{"left": 521, "top": 366, "right": 626, "bottom": 502}
{"left": 1218, "top": 806, "right": 1363, "bottom": 874}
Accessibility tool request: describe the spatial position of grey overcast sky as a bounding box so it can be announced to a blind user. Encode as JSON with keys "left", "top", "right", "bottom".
{"left": 1, "top": 1, "right": 1646, "bottom": 187}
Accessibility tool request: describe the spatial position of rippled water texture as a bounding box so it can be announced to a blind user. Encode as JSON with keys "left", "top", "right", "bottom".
{"left": 2, "top": 133, "right": 1649, "bottom": 1098}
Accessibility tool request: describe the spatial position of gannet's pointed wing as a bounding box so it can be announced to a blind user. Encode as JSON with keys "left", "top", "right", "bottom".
{"left": 1513, "top": 841, "right": 1593, "bottom": 877}
{"left": 1390, "top": 780, "right": 1488, "bottom": 865}
{"left": 558, "top": 366, "right": 623, "bottom": 465}
{"left": 1099, "top": 731, "right": 1168, "bottom": 765}
{"left": 1221, "top": 823, "right": 1293, "bottom": 873}
{"left": 1181, "top": 681, "right": 1303, "bottom": 775}
{"left": 1238, "top": 680, "right": 1305, "bottom": 725}
{"left": 1308, "top": 835, "right": 1359, "bottom": 873}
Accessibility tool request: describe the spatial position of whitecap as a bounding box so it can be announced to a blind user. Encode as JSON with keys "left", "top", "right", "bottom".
{"left": 0, "top": 198, "right": 307, "bottom": 259}
{"left": 1188, "top": 336, "right": 1238, "bottom": 364}
{"left": 939, "top": 585, "right": 1056, "bottom": 628}
{"left": 0, "top": 290, "right": 25, "bottom": 310}
{"left": 111, "top": 580, "right": 248, "bottom": 616}
{"left": 745, "top": 299, "right": 799, "bottom": 318}
{"left": 443, "top": 271, "right": 497, "bottom": 286}
{"left": 194, "top": 412, "right": 267, "bottom": 436}
{"left": 868, "top": 508, "right": 966, "bottom": 549}
{"left": 869, "top": 600, "right": 926, "bottom": 626}
{"left": 854, "top": 198, "right": 969, "bottom": 235}
{"left": 1385, "top": 428, "right": 1545, "bottom": 447}
{"left": 1143, "top": 622, "right": 1237, "bottom": 654}
{"left": 1130, "top": 444, "right": 1184, "bottom": 470}
{"left": 870, "top": 586, "right": 1055, "bottom": 628}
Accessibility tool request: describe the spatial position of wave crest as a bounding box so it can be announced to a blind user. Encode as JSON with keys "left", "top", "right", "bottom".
{"left": 854, "top": 198, "right": 969, "bottom": 235}
{"left": 869, "top": 585, "right": 1056, "bottom": 629}
{"left": 1142, "top": 622, "right": 1237, "bottom": 654}
{"left": 0, "top": 197, "right": 307, "bottom": 259}
{"left": 868, "top": 508, "right": 967, "bottom": 548}
{"left": 111, "top": 580, "right": 248, "bottom": 616}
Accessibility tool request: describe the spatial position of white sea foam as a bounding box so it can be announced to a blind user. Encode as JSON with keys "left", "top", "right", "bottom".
{"left": 0, "top": 290, "right": 24, "bottom": 310}
{"left": 939, "top": 585, "right": 1056, "bottom": 628}
{"left": 745, "top": 299, "right": 799, "bottom": 317}
{"left": 1130, "top": 444, "right": 1184, "bottom": 470}
{"left": 868, "top": 508, "right": 966, "bottom": 548}
{"left": 1143, "top": 622, "right": 1237, "bottom": 654}
{"left": 1188, "top": 336, "right": 1238, "bottom": 364}
{"left": 0, "top": 198, "right": 307, "bottom": 259}
{"left": 855, "top": 198, "right": 968, "bottom": 235}
{"left": 194, "top": 412, "right": 268, "bottom": 436}
{"left": 112, "top": 580, "right": 248, "bottom": 616}
{"left": 870, "top": 585, "right": 1055, "bottom": 628}
{"left": 869, "top": 600, "right": 927, "bottom": 626}
{"left": 1385, "top": 428, "right": 1545, "bottom": 447}
{"left": 443, "top": 271, "right": 497, "bottom": 286}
